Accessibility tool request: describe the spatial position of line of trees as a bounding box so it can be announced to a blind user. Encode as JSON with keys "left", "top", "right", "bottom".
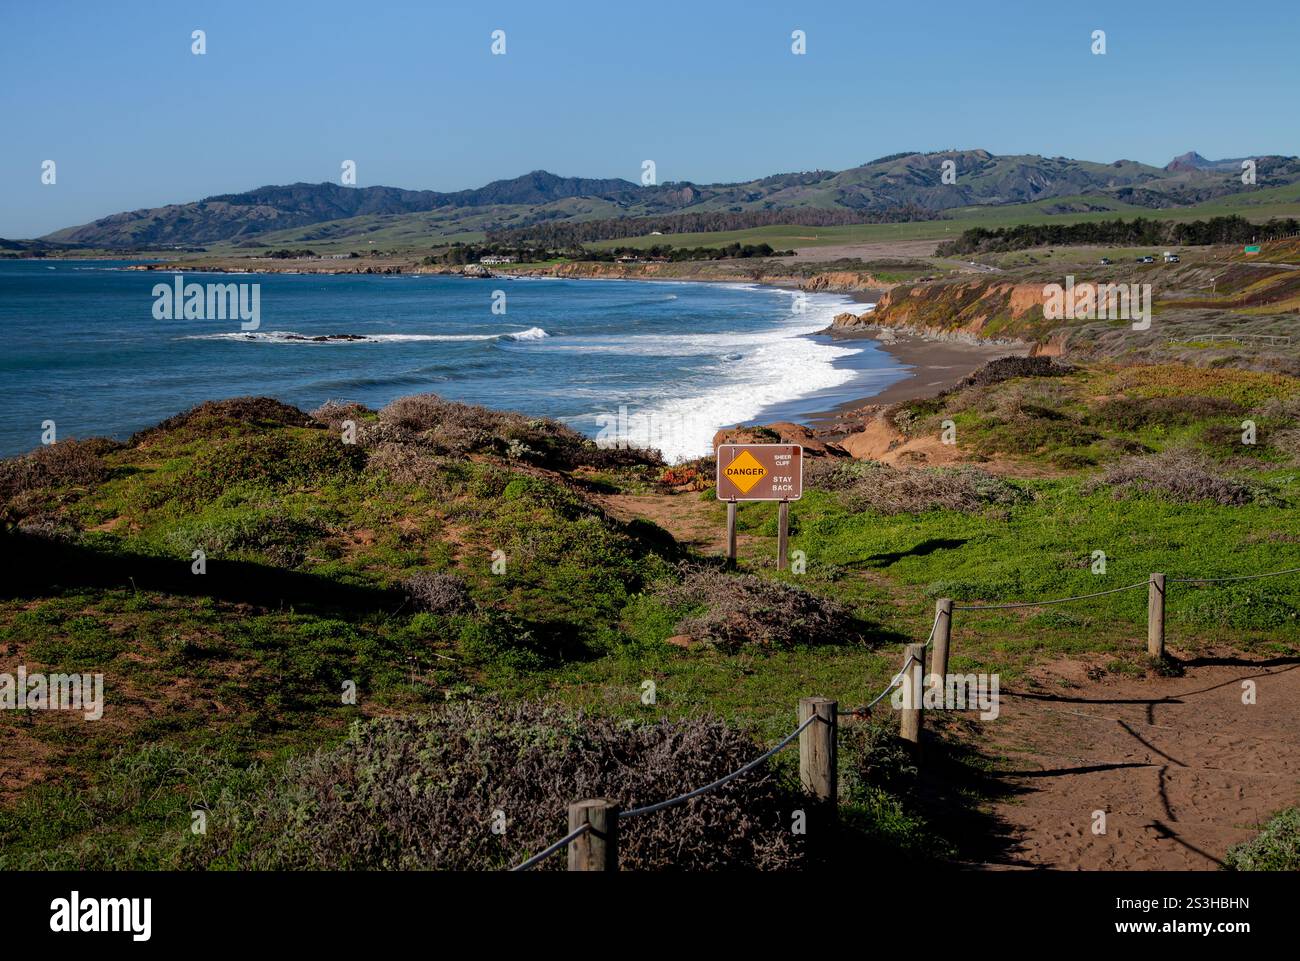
{"left": 419, "top": 241, "right": 793, "bottom": 265}
{"left": 936, "top": 215, "right": 1300, "bottom": 256}
{"left": 487, "top": 205, "right": 938, "bottom": 246}
{"left": 421, "top": 242, "right": 572, "bottom": 265}
{"left": 585, "top": 243, "right": 793, "bottom": 262}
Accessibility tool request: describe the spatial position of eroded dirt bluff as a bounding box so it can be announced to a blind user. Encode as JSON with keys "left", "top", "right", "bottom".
{"left": 831, "top": 280, "right": 1053, "bottom": 344}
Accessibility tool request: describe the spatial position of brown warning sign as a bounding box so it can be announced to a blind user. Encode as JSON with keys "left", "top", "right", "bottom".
{"left": 715, "top": 444, "right": 803, "bottom": 501}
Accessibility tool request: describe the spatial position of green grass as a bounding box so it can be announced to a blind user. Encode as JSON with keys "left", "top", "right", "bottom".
{"left": 1225, "top": 806, "right": 1300, "bottom": 871}
{"left": 2, "top": 367, "right": 1298, "bottom": 869}
{"left": 593, "top": 188, "right": 1300, "bottom": 252}
{"left": 131, "top": 180, "right": 1300, "bottom": 262}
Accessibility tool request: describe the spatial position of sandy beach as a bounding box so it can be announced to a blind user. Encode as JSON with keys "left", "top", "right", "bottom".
{"left": 804, "top": 326, "right": 1030, "bottom": 428}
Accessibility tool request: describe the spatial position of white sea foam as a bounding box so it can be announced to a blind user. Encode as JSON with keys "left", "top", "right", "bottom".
{"left": 506, "top": 326, "right": 549, "bottom": 341}
{"left": 560, "top": 291, "right": 864, "bottom": 463}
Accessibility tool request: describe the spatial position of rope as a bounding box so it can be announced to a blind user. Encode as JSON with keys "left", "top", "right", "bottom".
{"left": 509, "top": 822, "right": 591, "bottom": 872}
{"left": 1171, "top": 567, "right": 1300, "bottom": 585}
{"left": 921, "top": 607, "right": 943, "bottom": 649}
{"left": 840, "top": 609, "right": 941, "bottom": 717}
{"left": 844, "top": 653, "right": 921, "bottom": 716}
{"left": 506, "top": 607, "right": 945, "bottom": 865}
{"left": 508, "top": 560, "right": 1298, "bottom": 871}
{"left": 618, "top": 713, "right": 819, "bottom": 820}
{"left": 952, "top": 580, "right": 1149, "bottom": 611}
{"left": 953, "top": 564, "right": 1300, "bottom": 610}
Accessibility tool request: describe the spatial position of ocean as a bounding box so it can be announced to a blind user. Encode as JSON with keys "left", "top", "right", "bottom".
{"left": 0, "top": 261, "right": 909, "bottom": 462}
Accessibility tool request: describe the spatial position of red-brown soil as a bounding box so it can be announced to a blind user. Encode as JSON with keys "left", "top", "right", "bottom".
{"left": 975, "top": 652, "right": 1300, "bottom": 870}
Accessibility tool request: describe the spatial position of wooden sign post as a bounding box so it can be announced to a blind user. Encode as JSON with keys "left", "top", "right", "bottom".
{"left": 715, "top": 444, "right": 803, "bottom": 568}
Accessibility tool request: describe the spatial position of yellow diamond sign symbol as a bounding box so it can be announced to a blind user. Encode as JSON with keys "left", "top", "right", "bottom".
{"left": 724, "top": 449, "right": 767, "bottom": 495}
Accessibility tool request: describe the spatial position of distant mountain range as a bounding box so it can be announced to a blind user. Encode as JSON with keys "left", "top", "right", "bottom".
{"left": 28, "top": 150, "right": 1300, "bottom": 250}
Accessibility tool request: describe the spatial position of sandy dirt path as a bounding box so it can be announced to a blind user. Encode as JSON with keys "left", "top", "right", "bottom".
{"left": 598, "top": 492, "right": 731, "bottom": 555}
{"left": 608, "top": 490, "right": 1299, "bottom": 872}
{"left": 975, "top": 653, "right": 1300, "bottom": 870}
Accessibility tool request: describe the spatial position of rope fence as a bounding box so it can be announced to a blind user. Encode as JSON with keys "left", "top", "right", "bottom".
{"left": 507, "top": 562, "right": 1296, "bottom": 871}
{"left": 509, "top": 823, "right": 591, "bottom": 872}
{"left": 1170, "top": 566, "right": 1300, "bottom": 585}
{"left": 952, "top": 580, "right": 1148, "bottom": 611}
{"left": 618, "top": 712, "right": 819, "bottom": 820}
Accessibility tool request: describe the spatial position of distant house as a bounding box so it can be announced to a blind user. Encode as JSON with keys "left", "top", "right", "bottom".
{"left": 479, "top": 255, "right": 517, "bottom": 265}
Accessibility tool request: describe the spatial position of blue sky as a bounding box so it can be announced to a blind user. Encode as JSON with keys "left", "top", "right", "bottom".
{"left": 2, "top": 0, "right": 1297, "bottom": 237}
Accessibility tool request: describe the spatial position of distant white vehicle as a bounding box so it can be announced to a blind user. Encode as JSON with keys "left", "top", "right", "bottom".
{"left": 1163, "top": 252, "right": 1180, "bottom": 263}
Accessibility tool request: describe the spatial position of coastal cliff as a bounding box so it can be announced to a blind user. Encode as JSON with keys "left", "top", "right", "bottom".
{"left": 826, "top": 279, "right": 1050, "bottom": 347}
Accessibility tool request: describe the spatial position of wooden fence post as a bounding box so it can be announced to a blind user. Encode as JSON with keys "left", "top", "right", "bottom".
{"left": 929, "top": 598, "right": 954, "bottom": 689}
{"left": 1147, "top": 572, "right": 1166, "bottom": 658}
{"left": 777, "top": 501, "right": 790, "bottom": 571}
{"left": 798, "top": 697, "right": 837, "bottom": 810}
{"left": 567, "top": 799, "right": 620, "bottom": 871}
{"left": 726, "top": 502, "right": 737, "bottom": 565}
{"left": 899, "top": 643, "right": 926, "bottom": 746}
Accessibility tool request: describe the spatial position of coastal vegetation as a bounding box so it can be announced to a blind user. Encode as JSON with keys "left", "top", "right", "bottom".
{"left": 9, "top": 147, "right": 1300, "bottom": 871}
{"left": 3, "top": 345, "right": 1298, "bottom": 868}
{"left": 1225, "top": 807, "right": 1300, "bottom": 871}
{"left": 936, "top": 215, "right": 1300, "bottom": 256}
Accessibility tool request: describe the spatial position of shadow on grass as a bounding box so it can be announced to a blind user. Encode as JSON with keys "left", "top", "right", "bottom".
{"left": 3, "top": 530, "right": 403, "bottom": 615}
{"left": 863, "top": 537, "right": 968, "bottom": 568}
{"left": 826, "top": 716, "right": 1033, "bottom": 870}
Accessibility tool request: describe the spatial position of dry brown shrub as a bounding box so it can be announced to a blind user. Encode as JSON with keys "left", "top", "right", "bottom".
{"left": 403, "top": 571, "right": 473, "bottom": 615}
{"left": 0, "top": 437, "right": 118, "bottom": 500}
{"left": 361, "top": 440, "right": 454, "bottom": 492}
{"left": 830, "top": 463, "right": 1030, "bottom": 515}
{"left": 653, "top": 564, "right": 858, "bottom": 650}
{"left": 188, "top": 701, "right": 807, "bottom": 871}
{"left": 376, "top": 393, "right": 662, "bottom": 469}
{"left": 959, "top": 356, "right": 1075, "bottom": 389}
{"left": 311, "top": 400, "right": 375, "bottom": 431}
{"left": 1086, "top": 449, "right": 1275, "bottom": 506}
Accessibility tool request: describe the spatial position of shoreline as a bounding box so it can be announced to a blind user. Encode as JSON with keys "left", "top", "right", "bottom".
{"left": 110, "top": 257, "right": 978, "bottom": 426}
{"left": 802, "top": 327, "right": 1028, "bottom": 429}
{"left": 11, "top": 258, "right": 1017, "bottom": 455}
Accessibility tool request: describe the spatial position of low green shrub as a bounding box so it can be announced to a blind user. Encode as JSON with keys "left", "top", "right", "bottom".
{"left": 1224, "top": 806, "right": 1300, "bottom": 871}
